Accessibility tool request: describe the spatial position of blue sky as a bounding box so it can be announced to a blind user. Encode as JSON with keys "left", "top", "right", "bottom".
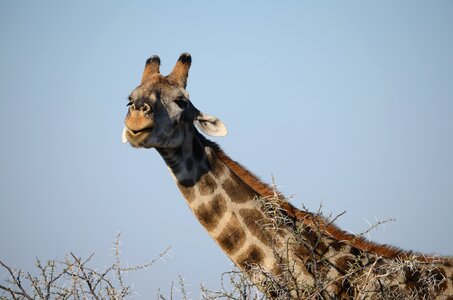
{"left": 1, "top": 1, "right": 452, "bottom": 298}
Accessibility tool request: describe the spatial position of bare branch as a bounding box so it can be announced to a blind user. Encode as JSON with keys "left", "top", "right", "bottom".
{"left": 0, "top": 236, "right": 169, "bottom": 300}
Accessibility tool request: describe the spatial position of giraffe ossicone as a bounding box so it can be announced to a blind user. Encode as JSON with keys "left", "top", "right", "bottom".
{"left": 123, "top": 53, "right": 453, "bottom": 299}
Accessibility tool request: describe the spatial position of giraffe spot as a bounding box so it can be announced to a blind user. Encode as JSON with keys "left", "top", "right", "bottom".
{"left": 349, "top": 247, "right": 361, "bottom": 257}
{"left": 295, "top": 244, "right": 310, "bottom": 259}
{"left": 316, "top": 240, "right": 328, "bottom": 254}
{"left": 203, "top": 158, "right": 211, "bottom": 170}
{"left": 337, "top": 279, "right": 353, "bottom": 298}
{"left": 185, "top": 158, "right": 193, "bottom": 171}
{"left": 330, "top": 240, "right": 347, "bottom": 252}
{"left": 237, "top": 245, "right": 265, "bottom": 271}
{"left": 300, "top": 226, "right": 328, "bottom": 254}
{"left": 217, "top": 214, "right": 246, "bottom": 255}
{"left": 178, "top": 178, "right": 195, "bottom": 188}
{"left": 430, "top": 268, "right": 448, "bottom": 294}
{"left": 404, "top": 268, "right": 427, "bottom": 295}
{"left": 335, "top": 255, "right": 357, "bottom": 274}
{"left": 177, "top": 184, "right": 195, "bottom": 202}
{"left": 403, "top": 266, "right": 448, "bottom": 295}
{"left": 194, "top": 194, "right": 227, "bottom": 231}
{"left": 198, "top": 174, "right": 218, "bottom": 196}
{"left": 211, "top": 157, "right": 226, "bottom": 177}
{"left": 301, "top": 226, "right": 318, "bottom": 245}
{"left": 195, "top": 165, "right": 210, "bottom": 183}
{"left": 239, "top": 208, "right": 277, "bottom": 248}
{"left": 222, "top": 176, "right": 256, "bottom": 203}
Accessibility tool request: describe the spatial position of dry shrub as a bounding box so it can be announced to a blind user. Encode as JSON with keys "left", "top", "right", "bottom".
{"left": 0, "top": 233, "right": 169, "bottom": 300}
{"left": 202, "top": 187, "right": 450, "bottom": 299}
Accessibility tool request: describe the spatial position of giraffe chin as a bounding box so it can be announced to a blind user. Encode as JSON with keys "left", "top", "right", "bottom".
{"left": 122, "top": 126, "right": 154, "bottom": 148}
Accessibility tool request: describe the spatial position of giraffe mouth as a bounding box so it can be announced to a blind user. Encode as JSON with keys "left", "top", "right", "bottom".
{"left": 122, "top": 126, "right": 154, "bottom": 144}
{"left": 130, "top": 127, "right": 153, "bottom": 135}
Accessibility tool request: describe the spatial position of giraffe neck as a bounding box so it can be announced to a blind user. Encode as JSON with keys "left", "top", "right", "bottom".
{"left": 157, "top": 128, "right": 307, "bottom": 290}
{"left": 156, "top": 127, "right": 453, "bottom": 299}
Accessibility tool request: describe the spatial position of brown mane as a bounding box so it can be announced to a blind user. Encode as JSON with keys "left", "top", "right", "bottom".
{"left": 202, "top": 137, "right": 433, "bottom": 262}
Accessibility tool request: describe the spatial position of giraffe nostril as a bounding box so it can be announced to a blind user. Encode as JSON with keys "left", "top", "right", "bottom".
{"left": 129, "top": 102, "right": 153, "bottom": 114}
{"left": 143, "top": 103, "right": 153, "bottom": 114}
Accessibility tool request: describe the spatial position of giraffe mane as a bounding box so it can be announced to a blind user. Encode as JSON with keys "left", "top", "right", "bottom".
{"left": 200, "top": 136, "right": 433, "bottom": 262}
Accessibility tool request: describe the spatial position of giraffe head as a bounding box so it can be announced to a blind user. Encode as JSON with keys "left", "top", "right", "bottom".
{"left": 122, "top": 53, "right": 227, "bottom": 149}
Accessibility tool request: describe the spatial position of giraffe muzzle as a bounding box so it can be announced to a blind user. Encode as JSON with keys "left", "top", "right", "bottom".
{"left": 125, "top": 110, "right": 154, "bottom": 132}
{"left": 123, "top": 109, "right": 155, "bottom": 146}
{"left": 122, "top": 125, "right": 154, "bottom": 146}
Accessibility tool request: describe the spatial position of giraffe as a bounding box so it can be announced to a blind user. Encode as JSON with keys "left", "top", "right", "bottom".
{"left": 122, "top": 53, "right": 453, "bottom": 299}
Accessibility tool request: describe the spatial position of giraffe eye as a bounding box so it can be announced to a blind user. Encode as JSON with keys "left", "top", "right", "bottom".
{"left": 174, "top": 99, "right": 187, "bottom": 109}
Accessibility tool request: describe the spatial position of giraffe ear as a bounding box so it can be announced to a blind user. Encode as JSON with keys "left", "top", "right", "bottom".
{"left": 194, "top": 112, "right": 228, "bottom": 137}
